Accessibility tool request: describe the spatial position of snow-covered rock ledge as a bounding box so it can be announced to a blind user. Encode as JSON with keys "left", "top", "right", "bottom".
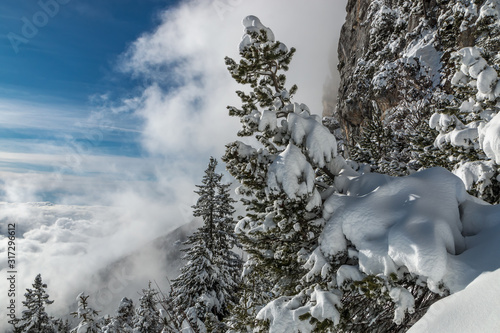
{"left": 321, "top": 166, "right": 500, "bottom": 294}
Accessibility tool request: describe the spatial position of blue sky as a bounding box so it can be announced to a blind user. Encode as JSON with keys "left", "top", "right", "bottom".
{"left": 0, "top": 0, "right": 180, "bottom": 171}
{"left": 1, "top": 0, "right": 176, "bottom": 102}
{"left": 0, "top": 0, "right": 179, "bottom": 202}
{"left": 0, "top": 0, "right": 345, "bottom": 206}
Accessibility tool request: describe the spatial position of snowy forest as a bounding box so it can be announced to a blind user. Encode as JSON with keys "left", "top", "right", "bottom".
{"left": 8, "top": 0, "right": 500, "bottom": 332}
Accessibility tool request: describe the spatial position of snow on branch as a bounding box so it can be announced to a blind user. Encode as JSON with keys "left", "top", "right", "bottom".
{"left": 267, "top": 143, "right": 316, "bottom": 200}
{"left": 239, "top": 15, "right": 275, "bottom": 52}
{"left": 317, "top": 167, "right": 500, "bottom": 293}
{"left": 256, "top": 287, "right": 343, "bottom": 333}
{"left": 287, "top": 111, "right": 337, "bottom": 168}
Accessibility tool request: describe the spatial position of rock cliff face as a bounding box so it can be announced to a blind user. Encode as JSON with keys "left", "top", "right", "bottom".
{"left": 335, "top": 0, "right": 500, "bottom": 148}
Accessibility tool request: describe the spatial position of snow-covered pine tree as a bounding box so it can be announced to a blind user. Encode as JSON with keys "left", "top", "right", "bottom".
{"left": 53, "top": 318, "right": 71, "bottom": 333}
{"left": 70, "top": 293, "right": 101, "bottom": 333}
{"left": 170, "top": 157, "right": 242, "bottom": 332}
{"left": 222, "top": 15, "right": 341, "bottom": 331}
{"left": 428, "top": 45, "right": 500, "bottom": 204}
{"left": 133, "top": 283, "right": 164, "bottom": 333}
{"left": 11, "top": 274, "right": 56, "bottom": 333}
{"left": 101, "top": 297, "right": 134, "bottom": 333}
{"left": 212, "top": 163, "right": 243, "bottom": 317}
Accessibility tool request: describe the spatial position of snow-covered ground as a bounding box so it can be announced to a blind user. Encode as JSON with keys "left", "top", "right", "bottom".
{"left": 409, "top": 268, "right": 500, "bottom": 333}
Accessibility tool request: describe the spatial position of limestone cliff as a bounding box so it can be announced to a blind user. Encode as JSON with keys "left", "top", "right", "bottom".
{"left": 335, "top": 0, "right": 500, "bottom": 149}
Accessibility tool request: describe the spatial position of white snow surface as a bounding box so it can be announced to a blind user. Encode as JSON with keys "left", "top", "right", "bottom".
{"left": 267, "top": 143, "right": 316, "bottom": 200}
{"left": 409, "top": 268, "right": 500, "bottom": 333}
{"left": 479, "top": 0, "right": 500, "bottom": 23}
{"left": 286, "top": 110, "right": 337, "bottom": 168}
{"left": 303, "top": 247, "right": 332, "bottom": 282}
{"left": 454, "top": 46, "right": 499, "bottom": 100}
{"left": 429, "top": 112, "right": 455, "bottom": 133}
{"left": 454, "top": 160, "right": 496, "bottom": 191}
{"left": 259, "top": 109, "right": 277, "bottom": 132}
{"left": 479, "top": 112, "right": 500, "bottom": 163}
{"left": 403, "top": 30, "right": 442, "bottom": 86}
{"left": 477, "top": 66, "right": 498, "bottom": 94}
{"left": 239, "top": 15, "right": 275, "bottom": 52}
{"left": 256, "top": 287, "right": 342, "bottom": 332}
{"left": 457, "top": 47, "right": 482, "bottom": 67}
{"left": 389, "top": 286, "right": 415, "bottom": 325}
{"left": 319, "top": 167, "right": 500, "bottom": 293}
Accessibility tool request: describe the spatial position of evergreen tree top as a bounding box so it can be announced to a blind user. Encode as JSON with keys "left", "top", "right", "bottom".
{"left": 13, "top": 274, "right": 56, "bottom": 333}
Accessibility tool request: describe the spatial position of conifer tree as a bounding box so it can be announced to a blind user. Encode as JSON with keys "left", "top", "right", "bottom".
{"left": 53, "top": 318, "right": 71, "bottom": 333}
{"left": 101, "top": 297, "right": 134, "bottom": 333}
{"left": 170, "top": 157, "right": 242, "bottom": 331}
{"left": 133, "top": 284, "right": 163, "bottom": 333}
{"left": 426, "top": 46, "right": 500, "bottom": 204}
{"left": 11, "top": 274, "right": 56, "bottom": 333}
{"left": 70, "top": 293, "right": 101, "bottom": 333}
{"left": 222, "top": 15, "right": 341, "bottom": 331}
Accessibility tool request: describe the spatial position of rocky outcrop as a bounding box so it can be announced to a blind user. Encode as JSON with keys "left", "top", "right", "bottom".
{"left": 336, "top": 0, "right": 372, "bottom": 132}
{"left": 334, "top": 0, "right": 496, "bottom": 149}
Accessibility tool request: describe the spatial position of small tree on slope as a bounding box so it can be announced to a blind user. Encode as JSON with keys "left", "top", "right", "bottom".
{"left": 101, "top": 297, "right": 135, "bottom": 333}
{"left": 133, "top": 284, "right": 163, "bottom": 333}
{"left": 170, "top": 157, "right": 242, "bottom": 331}
{"left": 53, "top": 318, "right": 71, "bottom": 333}
{"left": 70, "top": 293, "right": 101, "bottom": 333}
{"left": 11, "top": 274, "right": 56, "bottom": 333}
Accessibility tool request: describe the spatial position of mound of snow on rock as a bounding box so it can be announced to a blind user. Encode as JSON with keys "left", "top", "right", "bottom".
{"left": 320, "top": 167, "right": 500, "bottom": 293}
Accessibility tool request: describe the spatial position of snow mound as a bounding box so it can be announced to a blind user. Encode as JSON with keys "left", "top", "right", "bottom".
{"left": 390, "top": 286, "right": 415, "bottom": 325}
{"left": 454, "top": 46, "right": 499, "bottom": 100}
{"left": 479, "top": 112, "right": 500, "bottom": 163}
{"left": 287, "top": 111, "right": 337, "bottom": 168}
{"left": 409, "top": 268, "right": 500, "bottom": 333}
{"left": 319, "top": 167, "right": 500, "bottom": 292}
{"left": 303, "top": 247, "right": 332, "bottom": 282}
{"left": 477, "top": 66, "right": 498, "bottom": 95}
{"left": 454, "top": 160, "right": 496, "bottom": 192}
{"left": 403, "top": 30, "right": 441, "bottom": 86}
{"left": 259, "top": 110, "right": 277, "bottom": 132}
{"left": 256, "top": 287, "right": 342, "bottom": 332}
{"left": 256, "top": 296, "right": 314, "bottom": 333}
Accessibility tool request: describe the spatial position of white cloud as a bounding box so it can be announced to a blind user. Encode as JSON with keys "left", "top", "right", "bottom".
{"left": 0, "top": 194, "right": 196, "bottom": 327}
{"left": 0, "top": 99, "right": 87, "bottom": 131}
{"left": 120, "top": 0, "right": 347, "bottom": 158}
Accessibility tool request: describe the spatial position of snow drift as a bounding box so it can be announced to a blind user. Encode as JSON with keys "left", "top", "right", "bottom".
{"left": 321, "top": 167, "right": 500, "bottom": 293}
